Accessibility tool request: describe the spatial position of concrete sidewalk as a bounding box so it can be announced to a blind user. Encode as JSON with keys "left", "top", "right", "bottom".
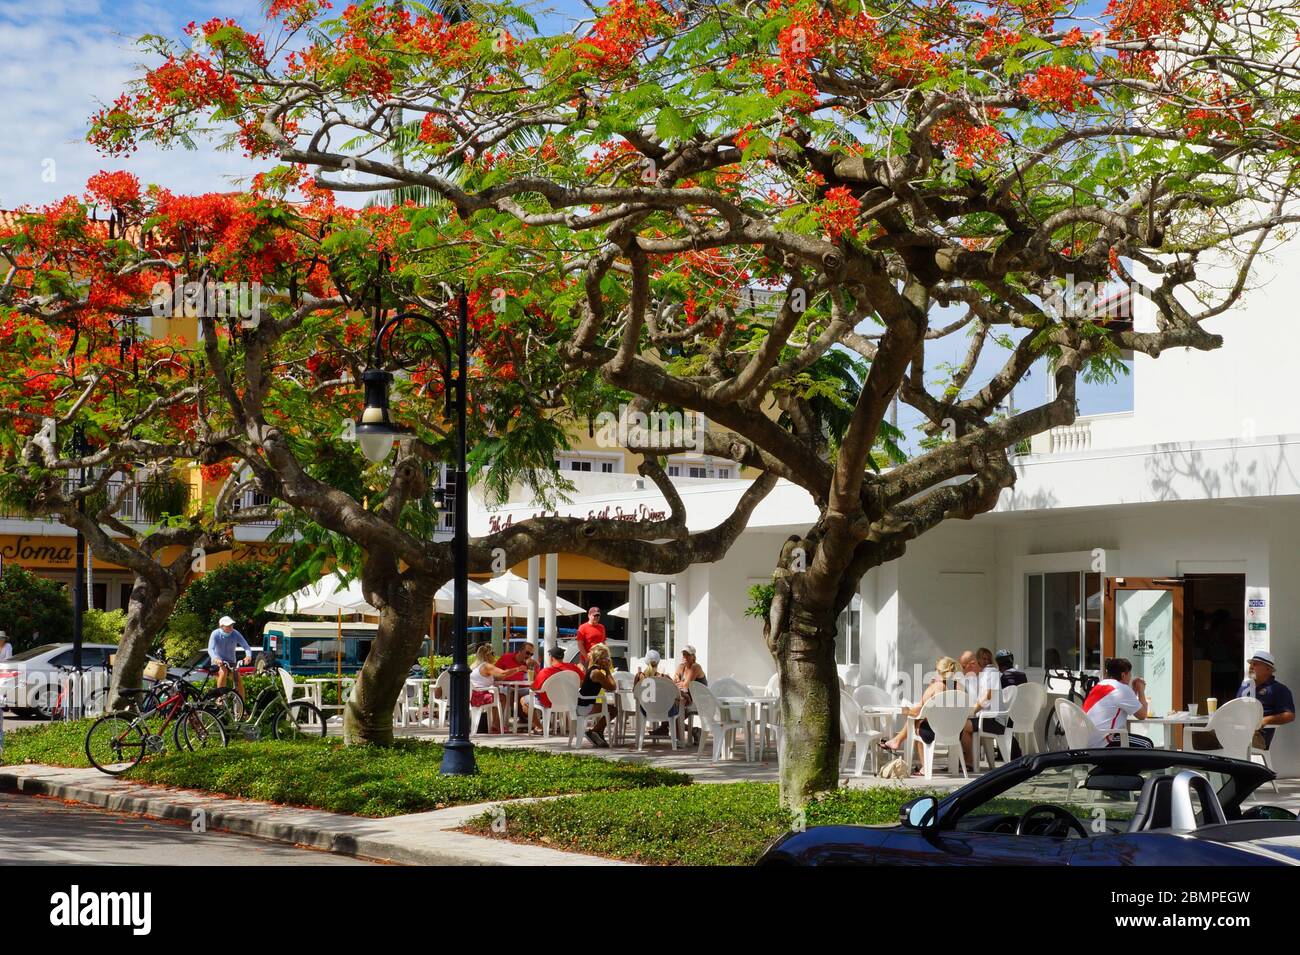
{"left": 0, "top": 764, "right": 628, "bottom": 866}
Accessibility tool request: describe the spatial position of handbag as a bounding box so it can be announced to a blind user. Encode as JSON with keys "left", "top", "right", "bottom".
{"left": 878, "top": 756, "right": 910, "bottom": 779}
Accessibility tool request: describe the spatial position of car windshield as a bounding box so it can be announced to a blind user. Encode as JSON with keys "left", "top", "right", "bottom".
{"left": 9, "top": 643, "right": 61, "bottom": 661}
{"left": 954, "top": 762, "right": 1236, "bottom": 835}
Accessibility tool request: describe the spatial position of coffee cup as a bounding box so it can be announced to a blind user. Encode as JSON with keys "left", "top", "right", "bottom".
{"left": 1206, "top": 697, "right": 1218, "bottom": 714}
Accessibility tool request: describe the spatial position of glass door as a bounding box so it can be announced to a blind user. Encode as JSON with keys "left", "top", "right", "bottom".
{"left": 1104, "top": 578, "right": 1184, "bottom": 748}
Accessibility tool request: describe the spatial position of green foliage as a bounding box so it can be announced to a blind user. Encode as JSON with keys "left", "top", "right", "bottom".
{"left": 744, "top": 582, "right": 775, "bottom": 622}
{"left": 159, "top": 611, "right": 206, "bottom": 664}
{"left": 175, "top": 560, "right": 284, "bottom": 639}
{"left": 1, "top": 726, "right": 690, "bottom": 816}
{"left": 466, "top": 782, "right": 939, "bottom": 865}
{"left": 0, "top": 565, "right": 73, "bottom": 652}
{"left": 81, "top": 608, "right": 126, "bottom": 645}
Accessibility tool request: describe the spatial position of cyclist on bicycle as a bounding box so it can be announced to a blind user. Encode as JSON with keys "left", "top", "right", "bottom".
{"left": 208, "top": 616, "right": 252, "bottom": 700}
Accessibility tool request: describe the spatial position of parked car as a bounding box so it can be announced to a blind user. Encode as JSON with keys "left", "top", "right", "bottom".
{"left": 758, "top": 748, "right": 1300, "bottom": 866}
{"left": 1, "top": 643, "right": 120, "bottom": 719}
{"left": 168, "top": 647, "right": 264, "bottom": 683}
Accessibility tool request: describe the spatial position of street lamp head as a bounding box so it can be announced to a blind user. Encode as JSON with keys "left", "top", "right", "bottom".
{"left": 354, "top": 368, "right": 408, "bottom": 463}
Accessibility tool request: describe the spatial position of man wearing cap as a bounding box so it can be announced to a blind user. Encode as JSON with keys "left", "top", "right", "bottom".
{"left": 1236, "top": 651, "right": 1295, "bottom": 751}
{"left": 575, "top": 606, "right": 607, "bottom": 664}
{"left": 0, "top": 631, "right": 12, "bottom": 662}
{"left": 527, "top": 645, "right": 583, "bottom": 731}
{"left": 208, "top": 616, "right": 252, "bottom": 700}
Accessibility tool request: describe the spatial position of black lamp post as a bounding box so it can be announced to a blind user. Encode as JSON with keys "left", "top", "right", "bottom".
{"left": 354, "top": 289, "right": 476, "bottom": 776}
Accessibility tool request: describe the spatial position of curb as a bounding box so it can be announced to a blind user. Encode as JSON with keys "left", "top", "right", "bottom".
{"left": 0, "top": 765, "right": 627, "bottom": 866}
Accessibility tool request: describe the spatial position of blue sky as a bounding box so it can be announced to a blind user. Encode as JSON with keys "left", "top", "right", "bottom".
{"left": 0, "top": 0, "right": 1129, "bottom": 435}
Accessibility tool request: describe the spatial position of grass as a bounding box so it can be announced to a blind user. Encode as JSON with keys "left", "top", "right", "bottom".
{"left": 463, "top": 781, "right": 937, "bottom": 865}
{"left": 1, "top": 720, "right": 690, "bottom": 817}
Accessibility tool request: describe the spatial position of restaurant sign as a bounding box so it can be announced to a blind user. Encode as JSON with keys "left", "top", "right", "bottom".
{"left": 487, "top": 503, "right": 669, "bottom": 534}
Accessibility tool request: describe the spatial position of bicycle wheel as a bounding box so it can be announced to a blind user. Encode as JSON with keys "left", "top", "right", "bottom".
{"left": 1043, "top": 711, "right": 1068, "bottom": 751}
{"left": 173, "top": 707, "right": 229, "bottom": 752}
{"left": 85, "top": 714, "right": 146, "bottom": 775}
{"left": 205, "top": 687, "right": 246, "bottom": 722}
{"left": 273, "top": 700, "right": 328, "bottom": 740}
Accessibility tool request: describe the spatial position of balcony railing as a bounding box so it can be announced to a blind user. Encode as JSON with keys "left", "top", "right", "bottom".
{"left": 0, "top": 479, "right": 193, "bottom": 524}
{"left": 1047, "top": 421, "right": 1092, "bottom": 454}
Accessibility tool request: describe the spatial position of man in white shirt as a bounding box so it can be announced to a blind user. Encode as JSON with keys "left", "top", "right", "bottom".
{"left": 961, "top": 648, "right": 1006, "bottom": 764}
{"left": 1082, "top": 657, "right": 1152, "bottom": 748}
{"left": 0, "top": 631, "right": 12, "bottom": 661}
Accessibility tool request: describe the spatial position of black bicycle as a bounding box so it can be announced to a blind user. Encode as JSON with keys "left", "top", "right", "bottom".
{"left": 140, "top": 656, "right": 244, "bottom": 722}
{"left": 209, "top": 661, "right": 327, "bottom": 742}
{"left": 1042, "top": 668, "right": 1099, "bottom": 750}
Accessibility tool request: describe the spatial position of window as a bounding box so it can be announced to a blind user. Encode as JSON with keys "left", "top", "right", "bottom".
{"left": 640, "top": 581, "right": 675, "bottom": 658}
{"left": 1025, "top": 571, "right": 1103, "bottom": 671}
{"left": 667, "top": 465, "right": 680, "bottom": 477}
{"left": 668, "top": 458, "right": 735, "bottom": 479}
{"left": 689, "top": 466, "right": 707, "bottom": 478}
{"left": 555, "top": 453, "right": 621, "bottom": 473}
{"left": 600, "top": 462, "right": 614, "bottom": 473}
{"left": 835, "top": 594, "right": 862, "bottom": 666}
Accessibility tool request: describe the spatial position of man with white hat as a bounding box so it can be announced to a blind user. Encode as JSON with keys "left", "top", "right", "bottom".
{"left": 0, "top": 631, "right": 12, "bottom": 662}
{"left": 1237, "top": 650, "right": 1295, "bottom": 751}
{"left": 208, "top": 615, "right": 252, "bottom": 700}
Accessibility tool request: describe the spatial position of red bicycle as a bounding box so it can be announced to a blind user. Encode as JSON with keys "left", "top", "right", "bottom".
{"left": 84, "top": 676, "right": 228, "bottom": 775}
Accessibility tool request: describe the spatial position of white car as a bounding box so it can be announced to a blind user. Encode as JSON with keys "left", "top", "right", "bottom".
{"left": 0, "top": 642, "right": 119, "bottom": 719}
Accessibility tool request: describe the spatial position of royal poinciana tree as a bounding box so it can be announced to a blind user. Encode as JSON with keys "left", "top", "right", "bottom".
{"left": 0, "top": 176, "right": 279, "bottom": 707}
{"left": 85, "top": 0, "right": 1300, "bottom": 799}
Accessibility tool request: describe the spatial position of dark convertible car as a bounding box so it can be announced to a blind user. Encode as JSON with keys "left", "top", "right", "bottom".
{"left": 758, "top": 748, "right": 1300, "bottom": 865}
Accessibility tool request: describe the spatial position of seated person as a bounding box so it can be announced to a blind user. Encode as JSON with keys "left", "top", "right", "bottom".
{"left": 1082, "top": 657, "right": 1152, "bottom": 748}
{"left": 526, "top": 645, "right": 583, "bottom": 732}
{"left": 496, "top": 642, "right": 537, "bottom": 678}
{"left": 1236, "top": 651, "right": 1295, "bottom": 750}
{"left": 471, "top": 643, "right": 528, "bottom": 733}
{"left": 961, "top": 647, "right": 1005, "bottom": 764}
{"left": 674, "top": 645, "right": 706, "bottom": 706}
{"left": 995, "top": 648, "right": 1028, "bottom": 688}
{"left": 634, "top": 649, "right": 680, "bottom": 734}
{"left": 882, "top": 656, "right": 959, "bottom": 772}
{"left": 578, "top": 644, "right": 617, "bottom": 748}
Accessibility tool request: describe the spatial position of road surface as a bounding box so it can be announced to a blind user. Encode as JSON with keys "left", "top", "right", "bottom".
{"left": 0, "top": 791, "right": 378, "bottom": 865}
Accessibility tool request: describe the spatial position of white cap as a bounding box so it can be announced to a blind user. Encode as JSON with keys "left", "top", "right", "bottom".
{"left": 218, "top": 616, "right": 236, "bottom": 627}
{"left": 1250, "top": 650, "right": 1277, "bottom": 668}
{"left": 644, "top": 649, "right": 661, "bottom": 665}
{"left": 681, "top": 645, "right": 697, "bottom": 657}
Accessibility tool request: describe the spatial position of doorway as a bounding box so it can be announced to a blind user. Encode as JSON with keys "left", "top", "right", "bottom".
{"left": 1183, "top": 574, "right": 1245, "bottom": 709}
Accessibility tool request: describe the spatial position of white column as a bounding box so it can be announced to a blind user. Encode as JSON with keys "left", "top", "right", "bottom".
{"left": 527, "top": 556, "right": 540, "bottom": 651}
{"left": 544, "top": 553, "right": 559, "bottom": 656}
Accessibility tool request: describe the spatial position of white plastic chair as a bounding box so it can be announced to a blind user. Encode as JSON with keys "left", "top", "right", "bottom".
{"left": 609, "top": 670, "right": 636, "bottom": 745}
{"left": 840, "top": 691, "right": 883, "bottom": 777}
{"left": 1053, "top": 697, "right": 1096, "bottom": 749}
{"left": 1005, "top": 681, "right": 1046, "bottom": 756}
{"left": 395, "top": 679, "right": 425, "bottom": 727}
{"left": 974, "top": 685, "right": 1017, "bottom": 770}
{"left": 634, "top": 676, "right": 683, "bottom": 751}
{"left": 470, "top": 685, "right": 498, "bottom": 736}
{"left": 528, "top": 671, "right": 580, "bottom": 741}
{"left": 1250, "top": 736, "right": 1281, "bottom": 794}
{"left": 688, "top": 682, "right": 742, "bottom": 762}
{"left": 764, "top": 673, "right": 780, "bottom": 696}
{"left": 1192, "top": 696, "right": 1260, "bottom": 762}
{"left": 428, "top": 669, "right": 451, "bottom": 726}
{"left": 853, "top": 684, "right": 896, "bottom": 737}
{"left": 918, "top": 690, "right": 971, "bottom": 779}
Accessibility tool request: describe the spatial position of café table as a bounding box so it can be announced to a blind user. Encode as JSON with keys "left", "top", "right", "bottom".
{"left": 494, "top": 679, "right": 534, "bottom": 734}
{"left": 714, "top": 694, "right": 779, "bottom": 761}
{"left": 304, "top": 676, "right": 355, "bottom": 721}
{"left": 1143, "top": 711, "right": 1211, "bottom": 751}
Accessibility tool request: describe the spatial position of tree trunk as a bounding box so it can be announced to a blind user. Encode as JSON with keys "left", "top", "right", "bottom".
{"left": 344, "top": 575, "right": 435, "bottom": 746}
{"left": 108, "top": 576, "right": 177, "bottom": 711}
{"left": 772, "top": 597, "right": 842, "bottom": 808}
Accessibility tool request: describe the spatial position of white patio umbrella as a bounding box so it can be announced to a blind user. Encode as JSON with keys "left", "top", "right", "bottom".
{"left": 481, "top": 572, "right": 585, "bottom": 616}
{"left": 433, "top": 579, "right": 513, "bottom": 615}
{"left": 265, "top": 576, "right": 378, "bottom": 616}
{"left": 609, "top": 586, "right": 669, "bottom": 619}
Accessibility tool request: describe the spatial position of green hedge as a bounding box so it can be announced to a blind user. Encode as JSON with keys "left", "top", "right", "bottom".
{"left": 464, "top": 782, "right": 937, "bottom": 865}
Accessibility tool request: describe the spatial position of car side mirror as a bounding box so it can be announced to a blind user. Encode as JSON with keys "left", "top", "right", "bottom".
{"left": 901, "top": 796, "right": 939, "bottom": 830}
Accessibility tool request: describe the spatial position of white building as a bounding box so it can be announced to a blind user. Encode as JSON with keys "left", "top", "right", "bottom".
{"left": 469, "top": 247, "right": 1300, "bottom": 776}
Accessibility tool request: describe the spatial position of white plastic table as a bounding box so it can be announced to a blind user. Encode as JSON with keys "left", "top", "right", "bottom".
{"left": 715, "top": 695, "right": 779, "bottom": 761}
{"left": 1144, "top": 712, "right": 1210, "bottom": 750}
{"left": 304, "top": 676, "right": 355, "bottom": 722}
{"left": 494, "top": 679, "right": 533, "bottom": 733}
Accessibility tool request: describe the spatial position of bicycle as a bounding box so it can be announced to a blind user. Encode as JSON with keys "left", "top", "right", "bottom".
{"left": 211, "top": 661, "right": 327, "bottom": 742}
{"left": 1041, "top": 668, "right": 1099, "bottom": 750}
{"left": 140, "top": 657, "right": 244, "bottom": 722}
{"left": 84, "top": 675, "right": 228, "bottom": 775}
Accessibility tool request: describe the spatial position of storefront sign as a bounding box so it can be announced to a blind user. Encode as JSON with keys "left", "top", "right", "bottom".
{"left": 0, "top": 535, "right": 75, "bottom": 567}
{"left": 486, "top": 503, "right": 669, "bottom": 534}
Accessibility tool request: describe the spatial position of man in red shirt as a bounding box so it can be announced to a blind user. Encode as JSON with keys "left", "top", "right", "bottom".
{"left": 576, "top": 606, "right": 607, "bottom": 663}
{"left": 496, "top": 642, "right": 537, "bottom": 677}
{"left": 527, "top": 645, "right": 583, "bottom": 731}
